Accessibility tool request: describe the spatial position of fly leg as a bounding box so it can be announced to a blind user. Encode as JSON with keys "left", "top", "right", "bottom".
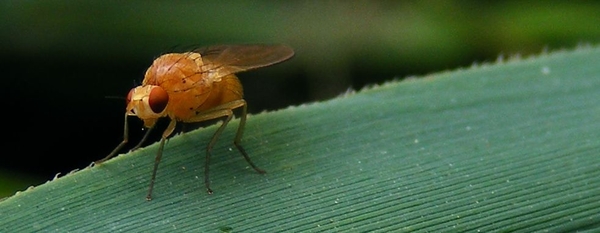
{"left": 95, "top": 113, "right": 155, "bottom": 165}
{"left": 185, "top": 99, "right": 265, "bottom": 194}
{"left": 234, "top": 103, "right": 266, "bottom": 174}
{"left": 131, "top": 126, "right": 155, "bottom": 151}
{"left": 95, "top": 113, "right": 130, "bottom": 164}
{"left": 146, "top": 119, "right": 177, "bottom": 201}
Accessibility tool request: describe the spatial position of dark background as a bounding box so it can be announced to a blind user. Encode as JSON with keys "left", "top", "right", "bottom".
{"left": 2, "top": 1, "right": 599, "bottom": 197}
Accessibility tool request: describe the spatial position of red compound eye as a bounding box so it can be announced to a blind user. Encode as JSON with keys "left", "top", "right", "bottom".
{"left": 148, "top": 86, "right": 169, "bottom": 113}
{"left": 126, "top": 88, "right": 134, "bottom": 104}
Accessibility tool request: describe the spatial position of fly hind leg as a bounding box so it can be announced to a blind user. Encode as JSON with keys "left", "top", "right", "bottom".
{"left": 186, "top": 99, "right": 265, "bottom": 194}
{"left": 233, "top": 101, "right": 266, "bottom": 174}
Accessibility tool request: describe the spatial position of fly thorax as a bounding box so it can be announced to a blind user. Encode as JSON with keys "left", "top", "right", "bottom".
{"left": 194, "top": 53, "right": 223, "bottom": 83}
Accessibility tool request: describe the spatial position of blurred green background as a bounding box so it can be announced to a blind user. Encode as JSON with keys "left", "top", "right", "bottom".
{"left": 2, "top": 1, "right": 599, "bottom": 199}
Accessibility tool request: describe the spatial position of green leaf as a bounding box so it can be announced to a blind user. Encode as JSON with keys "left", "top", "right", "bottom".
{"left": 2, "top": 46, "right": 600, "bottom": 232}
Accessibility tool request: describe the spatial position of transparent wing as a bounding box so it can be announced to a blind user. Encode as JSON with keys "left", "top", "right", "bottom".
{"left": 194, "top": 44, "right": 295, "bottom": 78}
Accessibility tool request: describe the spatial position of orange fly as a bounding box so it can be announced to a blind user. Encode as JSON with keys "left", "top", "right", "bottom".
{"left": 96, "top": 44, "right": 295, "bottom": 200}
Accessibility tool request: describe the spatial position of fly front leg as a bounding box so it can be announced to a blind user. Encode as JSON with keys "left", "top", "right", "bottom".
{"left": 146, "top": 119, "right": 177, "bottom": 201}
{"left": 96, "top": 113, "right": 156, "bottom": 165}
{"left": 131, "top": 126, "right": 155, "bottom": 151}
{"left": 95, "top": 113, "right": 130, "bottom": 164}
